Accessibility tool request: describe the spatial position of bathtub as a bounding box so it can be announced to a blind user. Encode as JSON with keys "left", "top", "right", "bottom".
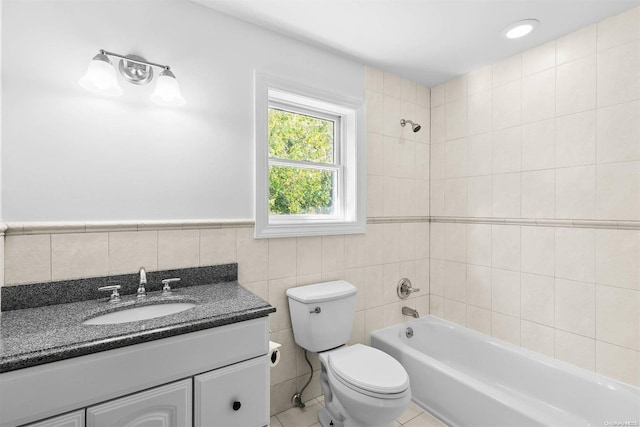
{"left": 371, "top": 316, "right": 640, "bottom": 427}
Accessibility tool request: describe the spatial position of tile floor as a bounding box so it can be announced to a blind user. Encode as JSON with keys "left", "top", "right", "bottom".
{"left": 271, "top": 396, "right": 447, "bottom": 427}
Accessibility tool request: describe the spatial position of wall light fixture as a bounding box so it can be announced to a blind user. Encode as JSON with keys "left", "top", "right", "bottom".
{"left": 79, "top": 50, "right": 186, "bottom": 107}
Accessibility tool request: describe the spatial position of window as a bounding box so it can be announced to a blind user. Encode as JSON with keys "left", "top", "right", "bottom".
{"left": 255, "top": 73, "right": 365, "bottom": 238}
{"left": 268, "top": 105, "right": 338, "bottom": 216}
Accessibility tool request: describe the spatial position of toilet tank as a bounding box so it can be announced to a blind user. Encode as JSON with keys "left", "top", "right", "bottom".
{"left": 286, "top": 281, "right": 356, "bottom": 352}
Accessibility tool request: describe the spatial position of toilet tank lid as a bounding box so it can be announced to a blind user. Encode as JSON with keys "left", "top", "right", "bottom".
{"left": 286, "top": 280, "right": 356, "bottom": 303}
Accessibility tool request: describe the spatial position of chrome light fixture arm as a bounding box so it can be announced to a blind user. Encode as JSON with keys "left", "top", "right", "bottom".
{"left": 98, "top": 50, "right": 168, "bottom": 86}
{"left": 99, "top": 50, "right": 170, "bottom": 71}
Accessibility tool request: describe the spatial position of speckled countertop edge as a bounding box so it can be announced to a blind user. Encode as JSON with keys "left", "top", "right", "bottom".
{"left": 0, "top": 282, "right": 275, "bottom": 373}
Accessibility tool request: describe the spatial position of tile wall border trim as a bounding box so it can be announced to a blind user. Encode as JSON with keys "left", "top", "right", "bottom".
{"left": 3, "top": 216, "right": 638, "bottom": 234}
{"left": 2, "top": 217, "right": 431, "bottom": 235}
{"left": 2, "top": 220, "right": 256, "bottom": 235}
{"left": 367, "top": 216, "right": 431, "bottom": 224}
{"left": 430, "top": 216, "right": 640, "bottom": 230}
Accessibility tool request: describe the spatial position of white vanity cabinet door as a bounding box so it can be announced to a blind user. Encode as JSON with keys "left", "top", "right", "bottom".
{"left": 86, "top": 379, "right": 191, "bottom": 427}
{"left": 25, "top": 411, "right": 84, "bottom": 427}
{"left": 195, "top": 356, "right": 269, "bottom": 427}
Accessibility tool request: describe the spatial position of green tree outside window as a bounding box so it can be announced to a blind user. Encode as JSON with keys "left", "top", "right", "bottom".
{"left": 268, "top": 108, "right": 336, "bottom": 215}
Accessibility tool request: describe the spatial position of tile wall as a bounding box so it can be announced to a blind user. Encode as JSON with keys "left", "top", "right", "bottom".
{"left": 429, "top": 7, "right": 640, "bottom": 387}
{"left": 1, "top": 67, "right": 431, "bottom": 415}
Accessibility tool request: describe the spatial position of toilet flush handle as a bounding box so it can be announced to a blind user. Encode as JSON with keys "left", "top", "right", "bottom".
{"left": 310, "top": 307, "right": 321, "bottom": 314}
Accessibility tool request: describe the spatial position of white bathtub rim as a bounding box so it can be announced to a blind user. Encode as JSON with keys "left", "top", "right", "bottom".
{"left": 373, "top": 316, "right": 640, "bottom": 395}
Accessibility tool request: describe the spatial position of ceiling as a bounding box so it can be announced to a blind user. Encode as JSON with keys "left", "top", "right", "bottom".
{"left": 192, "top": 0, "right": 640, "bottom": 87}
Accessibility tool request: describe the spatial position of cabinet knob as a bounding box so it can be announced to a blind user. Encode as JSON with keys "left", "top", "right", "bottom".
{"left": 232, "top": 401, "right": 241, "bottom": 411}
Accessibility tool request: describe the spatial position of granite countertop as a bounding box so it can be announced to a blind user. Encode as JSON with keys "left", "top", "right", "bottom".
{"left": 0, "top": 281, "right": 275, "bottom": 373}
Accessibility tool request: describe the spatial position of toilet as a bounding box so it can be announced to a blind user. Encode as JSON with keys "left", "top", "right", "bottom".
{"left": 286, "top": 280, "right": 411, "bottom": 427}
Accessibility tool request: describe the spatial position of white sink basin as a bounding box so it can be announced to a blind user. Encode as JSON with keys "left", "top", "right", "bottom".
{"left": 84, "top": 303, "right": 196, "bottom": 325}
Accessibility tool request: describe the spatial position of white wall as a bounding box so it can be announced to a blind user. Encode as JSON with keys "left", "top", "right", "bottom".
{"left": 1, "top": 0, "right": 363, "bottom": 221}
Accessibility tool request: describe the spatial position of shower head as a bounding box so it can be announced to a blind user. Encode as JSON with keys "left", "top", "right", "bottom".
{"left": 400, "top": 119, "right": 421, "bottom": 133}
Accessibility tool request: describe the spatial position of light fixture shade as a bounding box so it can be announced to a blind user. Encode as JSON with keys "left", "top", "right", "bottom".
{"left": 150, "top": 69, "right": 186, "bottom": 107}
{"left": 79, "top": 53, "right": 123, "bottom": 97}
{"left": 502, "top": 19, "right": 540, "bottom": 39}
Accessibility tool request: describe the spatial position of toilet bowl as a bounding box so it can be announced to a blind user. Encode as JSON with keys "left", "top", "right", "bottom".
{"left": 286, "top": 281, "right": 412, "bottom": 427}
{"left": 318, "top": 344, "right": 411, "bottom": 427}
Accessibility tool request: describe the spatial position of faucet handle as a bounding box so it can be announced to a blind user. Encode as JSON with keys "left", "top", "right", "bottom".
{"left": 98, "top": 285, "right": 121, "bottom": 303}
{"left": 161, "top": 278, "right": 181, "bottom": 296}
{"left": 397, "top": 278, "right": 420, "bottom": 299}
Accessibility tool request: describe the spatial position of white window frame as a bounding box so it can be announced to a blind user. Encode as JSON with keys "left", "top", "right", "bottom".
{"left": 254, "top": 72, "right": 365, "bottom": 238}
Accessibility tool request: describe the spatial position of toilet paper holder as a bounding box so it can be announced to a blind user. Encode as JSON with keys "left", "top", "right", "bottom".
{"left": 269, "top": 341, "right": 282, "bottom": 367}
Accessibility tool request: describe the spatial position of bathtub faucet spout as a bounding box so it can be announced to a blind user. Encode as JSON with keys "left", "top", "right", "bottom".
{"left": 402, "top": 306, "right": 419, "bottom": 318}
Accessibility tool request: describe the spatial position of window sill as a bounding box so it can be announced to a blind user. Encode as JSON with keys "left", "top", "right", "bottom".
{"left": 254, "top": 220, "right": 365, "bottom": 238}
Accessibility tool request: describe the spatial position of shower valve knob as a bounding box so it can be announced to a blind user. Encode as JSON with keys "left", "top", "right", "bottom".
{"left": 397, "top": 278, "right": 420, "bottom": 299}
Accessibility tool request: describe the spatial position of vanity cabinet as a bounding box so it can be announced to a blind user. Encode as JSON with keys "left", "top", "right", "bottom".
{"left": 195, "top": 356, "right": 269, "bottom": 427}
{"left": 24, "top": 411, "right": 85, "bottom": 427}
{"left": 86, "top": 379, "right": 192, "bottom": 427}
{"left": 1, "top": 317, "right": 270, "bottom": 427}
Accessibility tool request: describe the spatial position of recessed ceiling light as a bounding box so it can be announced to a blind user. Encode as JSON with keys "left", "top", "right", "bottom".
{"left": 502, "top": 19, "right": 539, "bottom": 39}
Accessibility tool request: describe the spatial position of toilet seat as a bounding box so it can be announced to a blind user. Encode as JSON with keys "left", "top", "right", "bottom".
{"left": 327, "top": 344, "right": 410, "bottom": 399}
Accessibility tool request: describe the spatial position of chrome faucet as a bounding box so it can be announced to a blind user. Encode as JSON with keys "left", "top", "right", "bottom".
{"left": 402, "top": 306, "right": 419, "bottom": 319}
{"left": 137, "top": 267, "right": 147, "bottom": 298}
